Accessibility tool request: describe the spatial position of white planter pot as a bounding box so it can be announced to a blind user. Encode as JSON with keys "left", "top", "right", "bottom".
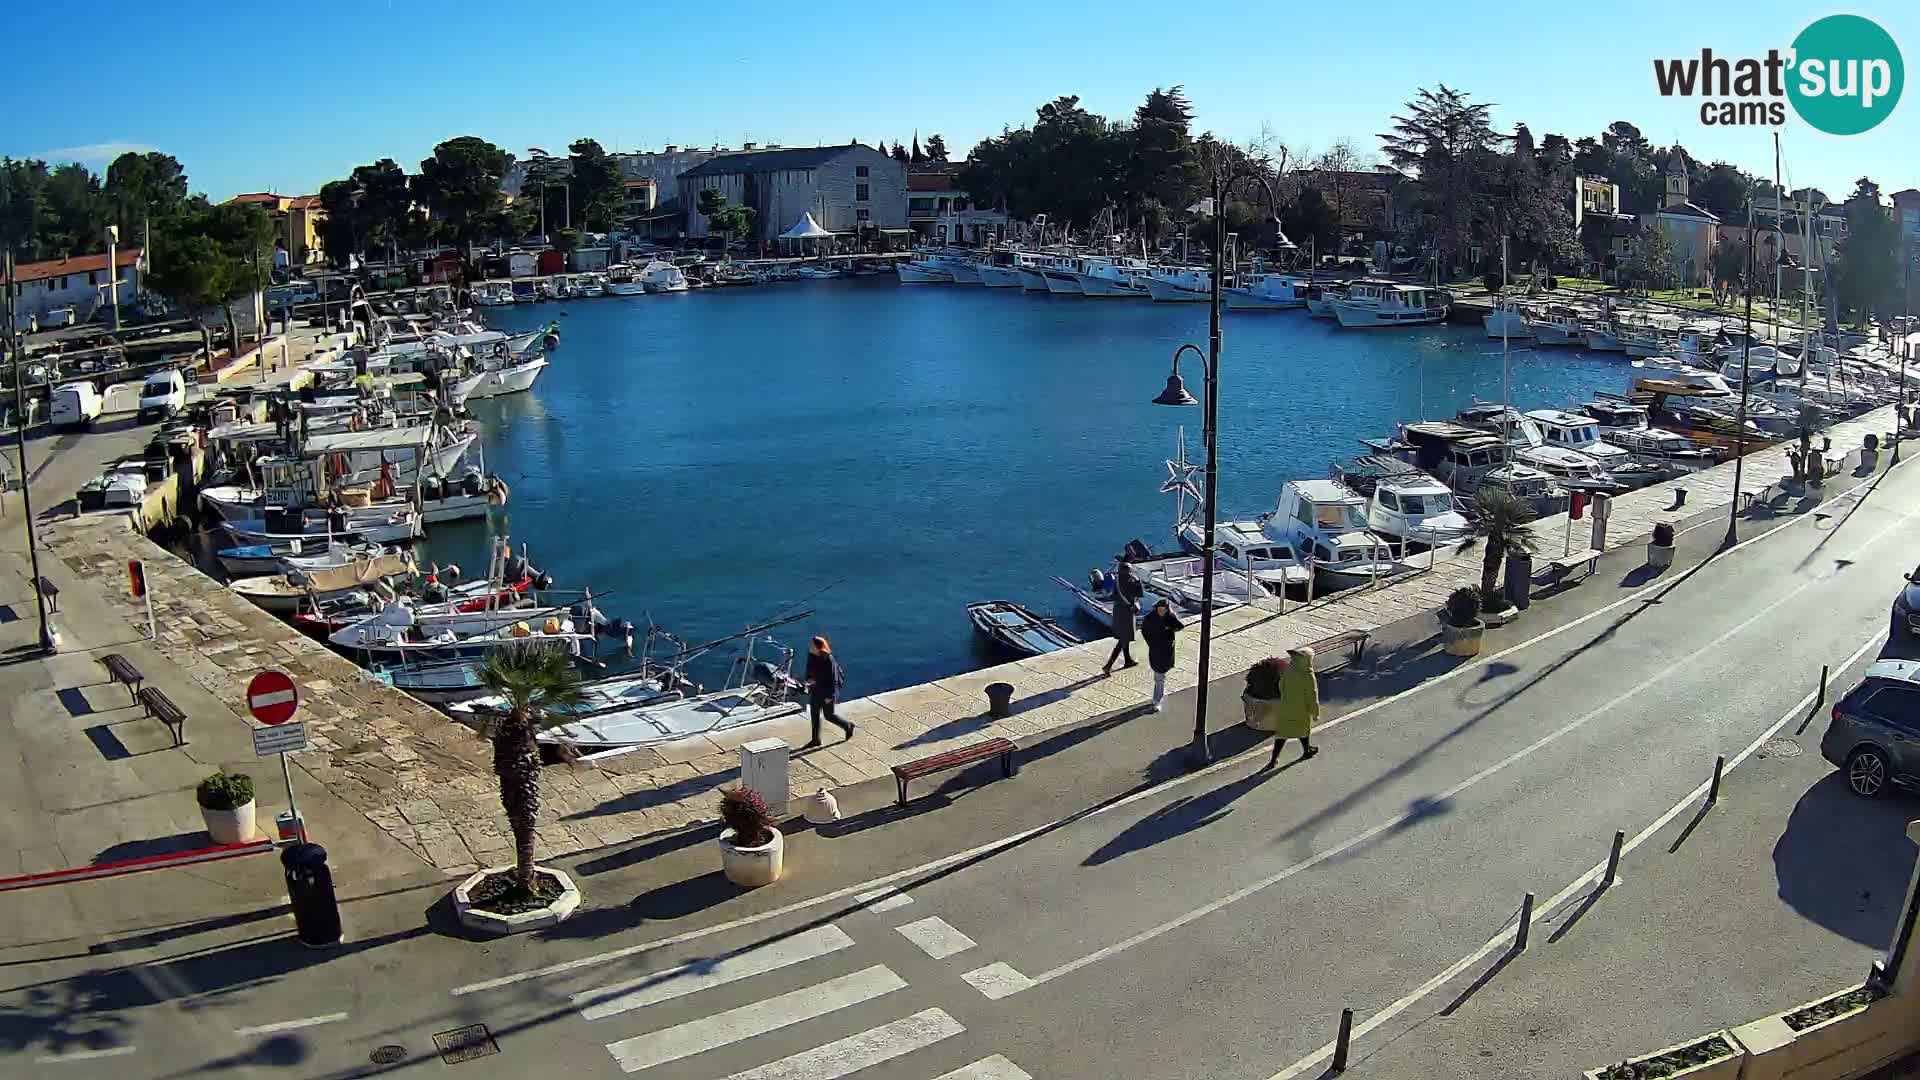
{"left": 451, "top": 866, "right": 583, "bottom": 935}
{"left": 1648, "top": 543, "right": 1675, "bottom": 569}
{"left": 1441, "top": 621, "right": 1484, "bottom": 657}
{"left": 719, "top": 827, "right": 785, "bottom": 887}
{"left": 201, "top": 800, "right": 257, "bottom": 844}
{"left": 1242, "top": 693, "right": 1285, "bottom": 733}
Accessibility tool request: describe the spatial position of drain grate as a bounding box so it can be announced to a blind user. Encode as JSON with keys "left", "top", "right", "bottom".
{"left": 433, "top": 1025, "right": 499, "bottom": 1065}
{"left": 369, "top": 1045, "right": 406, "bottom": 1066}
{"left": 1757, "top": 738, "right": 1803, "bottom": 759}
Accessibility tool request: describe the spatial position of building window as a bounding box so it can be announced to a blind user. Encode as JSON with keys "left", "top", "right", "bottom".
{"left": 856, "top": 209, "right": 871, "bottom": 223}
{"left": 856, "top": 165, "right": 869, "bottom": 178}
{"left": 856, "top": 184, "right": 869, "bottom": 202}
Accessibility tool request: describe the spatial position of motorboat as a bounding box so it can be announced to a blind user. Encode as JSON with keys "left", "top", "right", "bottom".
{"left": 443, "top": 661, "right": 694, "bottom": 715}
{"left": 1526, "top": 409, "right": 1668, "bottom": 488}
{"left": 1332, "top": 456, "right": 1474, "bottom": 551}
{"left": 1261, "top": 479, "right": 1404, "bottom": 590}
{"left": 896, "top": 258, "right": 953, "bottom": 283}
{"left": 217, "top": 539, "right": 385, "bottom": 578}
{"left": 1580, "top": 399, "right": 1716, "bottom": 466}
{"left": 639, "top": 259, "right": 690, "bottom": 292}
{"left": 930, "top": 252, "right": 982, "bottom": 284}
{"left": 1074, "top": 257, "right": 1152, "bottom": 298}
{"left": 967, "top": 601, "right": 1083, "bottom": 657}
{"left": 329, "top": 600, "right": 584, "bottom": 659}
{"left": 1386, "top": 422, "right": 1566, "bottom": 516}
{"left": 202, "top": 459, "right": 500, "bottom": 528}
{"left": 1040, "top": 262, "right": 1084, "bottom": 295}
{"left": 1303, "top": 282, "right": 1344, "bottom": 319}
{"left": 223, "top": 506, "right": 419, "bottom": 547}
{"left": 1225, "top": 272, "right": 1309, "bottom": 311}
{"left": 1483, "top": 294, "right": 1535, "bottom": 339}
{"left": 791, "top": 264, "right": 840, "bottom": 280}
{"left": 1530, "top": 304, "right": 1593, "bottom": 347}
{"left": 466, "top": 353, "right": 548, "bottom": 398}
{"left": 228, "top": 553, "right": 414, "bottom": 615}
{"left": 1145, "top": 267, "right": 1212, "bottom": 303}
{"left": 535, "top": 635, "right": 806, "bottom": 759}
{"left": 604, "top": 265, "right": 646, "bottom": 296}
{"left": 1175, "top": 520, "right": 1312, "bottom": 593}
{"left": 977, "top": 250, "right": 1026, "bottom": 288}
{"left": 1331, "top": 281, "right": 1447, "bottom": 328}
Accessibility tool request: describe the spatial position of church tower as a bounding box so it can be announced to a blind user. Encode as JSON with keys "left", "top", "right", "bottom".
{"left": 1664, "top": 146, "right": 1692, "bottom": 209}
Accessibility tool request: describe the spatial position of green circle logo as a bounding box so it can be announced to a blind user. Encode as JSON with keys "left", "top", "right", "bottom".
{"left": 1788, "top": 15, "right": 1903, "bottom": 135}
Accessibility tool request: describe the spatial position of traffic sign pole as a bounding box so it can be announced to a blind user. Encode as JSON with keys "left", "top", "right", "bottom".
{"left": 246, "top": 670, "right": 306, "bottom": 843}
{"left": 280, "top": 750, "right": 306, "bottom": 844}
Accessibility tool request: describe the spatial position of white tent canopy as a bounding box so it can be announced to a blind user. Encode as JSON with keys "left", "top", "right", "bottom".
{"left": 779, "top": 213, "right": 834, "bottom": 240}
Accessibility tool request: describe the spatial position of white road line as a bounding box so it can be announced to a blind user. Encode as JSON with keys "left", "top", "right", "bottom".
{"left": 575, "top": 925, "right": 855, "bottom": 1021}
{"left": 35, "top": 1046, "right": 137, "bottom": 1064}
{"left": 935, "top": 1056, "right": 1036, "bottom": 1080}
{"left": 960, "top": 962, "right": 1033, "bottom": 1000}
{"left": 723, "top": 1007, "right": 964, "bottom": 1080}
{"left": 895, "top": 916, "right": 977, "bottom": 960}
{"left": 605, "top": 965, "right": 906, "bottom": 1074}
{"left": 1263, "top": 626, "right": 1888, "bottom": 1080}
{"left": 451, "top": 458, "right": 1908, "bottom": 1000}
{"left": 232, "top": 1012, "right": 349, "bottom": 1037}
{"left": 855, "top": 886, "right": 915, "bottom": 913}
{"left": 1022, "top": 558, "right": 1859, "bottom": 992}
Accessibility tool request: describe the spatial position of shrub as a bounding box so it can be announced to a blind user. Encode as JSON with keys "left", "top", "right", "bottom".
{"left": 196, "top": 771, "right": 255, "bottom": 811}
{"left": 1652, "top": 522, "right": 1676, "bottom": 547}
{"left": 719, "top": 786, "right": 775, "bottom": 847}
{"left": 1443, "top": 587, "right": 1482, "bottom": 628}
{"left": 1245, "top": 656, "right": 1288, "bottom": 700}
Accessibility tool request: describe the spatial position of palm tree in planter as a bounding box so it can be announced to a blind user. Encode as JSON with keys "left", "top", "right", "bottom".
{"left": 1470, "top": 487, "right": 1539, "bottom": 614}
{"left": 475, "top": 644, "right": 583, "bottom": 909}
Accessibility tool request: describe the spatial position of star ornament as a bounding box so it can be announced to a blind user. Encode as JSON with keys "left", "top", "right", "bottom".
{"left": 1161, "top": 449, "right": 1201, "bottom": 496}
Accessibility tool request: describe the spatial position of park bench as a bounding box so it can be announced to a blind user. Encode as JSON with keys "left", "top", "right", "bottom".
{"left": 136, "top": 686, "right": 187, "bottom": 747}
{"left": 1543, "top": 548, "right": 1602, "bottom": 582}
{"left": 35, "top": 576, "right": 58, "bottom": 613}
{"left": 98, "top": 653, "right": 144, "bottom": 703}
{"left": 1303, "top": 629, "right": 1371, "bottom": 669}
{"left": 892, "top": 736, "right": 1017, "bottom": 806}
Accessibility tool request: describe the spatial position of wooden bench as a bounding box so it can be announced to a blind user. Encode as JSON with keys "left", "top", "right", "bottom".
{"left": 1544, "top": 549, "right": 1601, "bottom": 581}
{"left": 136, "top": 686, "right": 187, "bottom": 747}
{"left": 892, "top": 737, "right": 1017, "bottom": 805}
{"left": 35, "top": 576, "right": 58, "bottom": 613}
{"left": 98, "top": 653, "right": 144, "bottom": 703}
{"left": 1304, "top": 630, "right": 1370, "bottom": 669}
{"left": 1736, "top": 488, "right": 1764, "bottom": 511}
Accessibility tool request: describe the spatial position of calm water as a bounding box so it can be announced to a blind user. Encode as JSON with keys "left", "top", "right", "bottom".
{"left": 428, "top": 281, "right": 1632, "bottom": 694}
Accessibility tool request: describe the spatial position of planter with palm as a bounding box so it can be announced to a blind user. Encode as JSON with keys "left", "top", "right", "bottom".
{"left": 1471, "top": 488, "right": 1539, "bottom": 615}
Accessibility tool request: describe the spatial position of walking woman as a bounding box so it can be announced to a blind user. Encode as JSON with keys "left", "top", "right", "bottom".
{"left": 1102, "top": 563, "right": 1145, "bottom": 675}
{"left": 1140, "top": 598, "right": 1184, "bottom": 713}
{"left": 1267, "top": 646, "right": 1320, "bottom": 766}
{"left": 803, "top": 635, "right": 854, "bottom": 748}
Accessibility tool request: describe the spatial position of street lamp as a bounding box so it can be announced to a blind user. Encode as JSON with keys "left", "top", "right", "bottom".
{"left": 1153, "top": 162, "right": 1290, "bottom": 768}
{"left": 1724, "top": 210, "right": 1758, "bottom": 551}
{"left": 105, "top": 224, "right": 120, "bottom": 332}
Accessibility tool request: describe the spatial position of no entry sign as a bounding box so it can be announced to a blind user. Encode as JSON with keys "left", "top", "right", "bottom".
{"left": 246, "top": 670, "right": 299, "bottom": 725}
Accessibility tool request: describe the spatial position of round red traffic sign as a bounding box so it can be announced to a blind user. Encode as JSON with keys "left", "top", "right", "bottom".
{"left": 246, "top": 670, "right": 299, "bottom": 725}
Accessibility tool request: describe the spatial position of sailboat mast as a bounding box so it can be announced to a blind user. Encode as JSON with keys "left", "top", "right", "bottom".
{"left": 1501, "top": 236, "right": 1512, "bottom": 474}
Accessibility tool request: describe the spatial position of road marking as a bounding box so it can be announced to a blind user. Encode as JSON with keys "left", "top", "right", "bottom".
{"left": 722, "top": 1007, "right": 963, "bottom": 1080}
{"left": 604, "top": 965, "right": 906, "bottom": 1074}
{"left": 895, "top": 916, "right": 976, "bottom": 959}
{"left": 1019, "top": 562, "right": 1850, "bottom": 993}
{"left": 451, "top": 455, "right": 1910, "bottom": 999}
{"left": 935, "top": 1056, "right": 1035, "bottom": 1080}
{"left": 960, "top": 962, "right": 1033, "bottom": 1000}
{"left": 855, "top": 886, "right": 914, "bottom": 913}
{"left": 1263, "top": 626, "right": 1888, "bottom": 1080}
{"left": 36, "top": 1046, "right": 137, "bottom": 1064}
{"left": 574, "top": 924, "right": 854, "bottom": 1020}
{"left": 232, "top": 1012, "right": 348, "bottom": 1037}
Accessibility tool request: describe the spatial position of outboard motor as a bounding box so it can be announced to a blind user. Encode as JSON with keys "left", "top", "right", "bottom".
{"left": 421, "top": 474, "right": 443, "bottom": 502}
{"left": 462, "top": 470, "right": 483, "bottom": 497}
{"left": 503, "top": 554, "right": 527, "bottom": 582}
{"left": 1087, "top": 568, "right": 1105, "bottom": 594}
{"left": 533, "top": 571, "right": 554, "bottom": 590}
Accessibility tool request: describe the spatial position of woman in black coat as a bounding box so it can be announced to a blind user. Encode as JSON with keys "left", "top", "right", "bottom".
{"left": 803, "top": 635, "right": 855, "bottom": 748}
{"left": 1139, "top": 598, "right": 1184, "bottom": 712}
{"left": 1102, "top": 563, "right": 1145, "bottom": 675}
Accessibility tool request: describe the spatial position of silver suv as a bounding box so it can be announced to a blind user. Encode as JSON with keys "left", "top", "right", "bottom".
{"left": 1821, "top": 660, "right": 1920, "bottom": 798}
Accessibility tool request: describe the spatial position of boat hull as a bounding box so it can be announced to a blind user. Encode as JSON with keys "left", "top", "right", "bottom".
{"left": 978, "top": 265, "right": 1024, "bottom": 288}
{"left": 1146, "top": 278, "right": 1210, "bottom": 302}
{"left": 1075, "top": 274, "right": 1147, "bottom": 298}
{"left": 895, "top": 263, "right": 952, "bottom": 283}
{"left": 1225, "top": 288, "right": 1304, "bottom": 310}
{"left": 1017, "top": 269, "right": 1051, "bottom": 291}
{"left": 468, "top": 357, "right": 547, "bottom": 398}
{"left": 944, "top": 261, "right": 983, "bottom": 284}
{"left": 1042, "top": 271, "right": 1084, "bottom": 295}
{"left": 1332, "top": 301, "right": 1447, "bottom": 328}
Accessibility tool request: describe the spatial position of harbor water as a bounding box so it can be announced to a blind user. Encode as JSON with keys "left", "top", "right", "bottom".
{"left": 429, "top": 281, "right": 1630, "bottom": 695}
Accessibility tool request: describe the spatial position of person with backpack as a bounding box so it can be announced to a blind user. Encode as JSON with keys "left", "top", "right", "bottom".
{"left": 803, "top": 635, "right": 854, "bottom": 747}
{"left": 1140, "top": 598, "right": 1184, "bottom": 712}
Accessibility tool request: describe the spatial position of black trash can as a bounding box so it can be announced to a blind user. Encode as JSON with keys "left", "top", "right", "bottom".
{"left": 282, "top": 842, "right": 343, "bottom": 947}
{"left": 1504, "top": 551, "right": 1533, "bottom": 611}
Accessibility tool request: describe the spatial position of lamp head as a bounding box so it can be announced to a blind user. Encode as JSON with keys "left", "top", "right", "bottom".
{"left": 1154, "top": 371, "right": 1199, "bottom": 407}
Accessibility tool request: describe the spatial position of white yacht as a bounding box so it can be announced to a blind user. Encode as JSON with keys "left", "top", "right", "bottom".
{"left": 1145, "top": 267, "right": 1212, "bottom": 303}
{"left": 638, "top": 260, "right": 689, "bottom": 293}
{"left": 1175, "top": 520, "right": 1312, "bottom": 593}
{"left": 1332, "top": 457, "right": 1474, "bottom": 551}
{"left": 604, "top": 265, "right": 646, "bottom": 296}
{"left": 1073, "top": 257, "right": 1152, "bottom": 298}
{"left": 467, "top": 352, "right": 548, "bottom": 398}
{"left": 1331, "top": 282, "right": 1447, "bottom": 328}
{"left": 896, "top": 257, "right": 953, "bottom": 283}
{"left": 1482, "top": 295, "right": 1535, "bottom": 338}
{"left": 1225, "top": 272, "right": 1309, "bottom": 311}
{"left": 1261, "top": 479, "right": 1403, "bottom": 590}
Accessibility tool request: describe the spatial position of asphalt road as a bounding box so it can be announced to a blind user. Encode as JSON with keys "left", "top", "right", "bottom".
{"left": 5, "top": 456, "right": 1919, "bottom": 1080}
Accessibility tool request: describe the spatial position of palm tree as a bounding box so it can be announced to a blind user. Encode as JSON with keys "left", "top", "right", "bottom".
{"left": 1472, "top": 487, "right": 1539, "bottom": 603}
{"left": 478, "top": 645, "right": 584, "bottom": 893}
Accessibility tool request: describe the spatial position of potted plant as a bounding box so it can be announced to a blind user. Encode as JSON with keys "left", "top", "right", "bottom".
{"left": 1241, "top": 656, "right": 1289, "bottom": 732}
{"left": 1440, "top": 587, "right": 1484, "bottom": 656}
{"left": 718, "top": 786, "right": 784, "bottom": 887}
{"left": 197, "top": 771, "right": 257, "bottom": 844}
{"left": 1469, "top": 488, "right": 1537, "bottom": 615}
{"left": 1648, "top": 521, "right": 1677, "bottom": 569}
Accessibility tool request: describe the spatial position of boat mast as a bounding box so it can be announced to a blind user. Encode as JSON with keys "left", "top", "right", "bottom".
{"left": 1501, "top": 235, "right": 1512, "bottom": 478}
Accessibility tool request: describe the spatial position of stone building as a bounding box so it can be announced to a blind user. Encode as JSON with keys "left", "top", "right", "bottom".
{"left": 1644, "top": 147, "right": 1720, "bottom": 287}
{"left": 677, "top": 145, "right": 906, "bottom": 242}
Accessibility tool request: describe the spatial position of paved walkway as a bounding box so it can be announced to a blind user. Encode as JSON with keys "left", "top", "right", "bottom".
{"left": 13, "top": 404, "right": 1901, "bottom": 880}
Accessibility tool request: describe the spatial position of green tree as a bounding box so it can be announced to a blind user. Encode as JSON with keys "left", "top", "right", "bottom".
{"left": 414, "top": 136, "right": 512, "bottom": 247}
{"left": 150, "top": 202, "right": 272, "bottom": 354}
{"left": 352, "top": 158, "right": 413, "bottom": 261}
{"left": 1694, "top": 162, "right": 1755, "bottom": 216}
{"left": 911, "top": 134, "right": 925, "bottom": 164}
{"left": 478, "top": 646, "right": 584, "bottom": 892}
{"left": 523, "top": 153, "right": 570, "bottom": 234}
{"left": 1379, "top": 84, "right": 1505, "bottom": 279}
{"left": 1622, "top": 225, "right": 1677, "bottom": 292}
{"left": 37, "top": 163, "right": 110, "bottom": 260}
{"left": 1470, "top": 488, "right": 1538, "bottom": 605}
{"left": 1711, "top": 235, "right": 1750, "bottom": 302}
{"left": 104, "top": 151, "right": 188, "bottom": 237}
{"left": 567, "top": 138, "right": 624, "bottom": 231}
{"left": 552, "top": 228, "right": 580, "bottom": 255}
{"left": 1121, "top": 86, "right": 1202, "bottom": 246}
{"left": 697, "top": 187, "right": 755, "bottom": 243}
{"left": 0, "top": 158, "right": 48, "bottom": 254}
{"left": 317, "top": 178, "right": 364, "bottom": 267}
{"left": 1280, "top": 186, "right": 1340, "bottom": 254}
{"left": 1833, "top": 177, "right": 1899, "bottom": 325}
{"left": 924, "top": 133, "right": 949, "bottom": 164}
{"left": 890, "top": 142, "right": 909, "bottom": 164}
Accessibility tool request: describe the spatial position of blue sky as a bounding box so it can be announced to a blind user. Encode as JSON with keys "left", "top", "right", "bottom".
{"left": 8, "top": 2, "right": 1916, "bottom": 202}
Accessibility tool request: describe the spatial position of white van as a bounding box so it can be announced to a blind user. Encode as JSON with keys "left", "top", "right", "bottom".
{"left": 137, "top": 369, "right": 187, "bottom": 422}
{"left": 50, "top": 381, "right": 103, "bottom": 429}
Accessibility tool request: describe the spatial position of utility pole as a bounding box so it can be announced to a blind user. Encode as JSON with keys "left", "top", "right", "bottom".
{"left": 1724, "top": 207, "right": 1757, "bottom": 551}
{"left": 4, "top": 248, "right": 57, "bottom": 653}
{"left": 106, "top": 224, "right": 120, "bottom": 331}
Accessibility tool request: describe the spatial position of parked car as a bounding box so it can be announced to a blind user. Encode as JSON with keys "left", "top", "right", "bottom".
{"left": 1821, "top": 659, "right": 1920, "bottom": 798}
{"left": 49, "top": 381, "right": 103, "bottom": 429}
{"left": 1891, "top": 568, "right": 1920, "bottom": 641}
{"left": 137, "top": 368, "right": 186, "bottom": 422}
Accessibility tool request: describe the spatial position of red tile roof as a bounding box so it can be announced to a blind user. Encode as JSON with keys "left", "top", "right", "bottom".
{"left": 229, "top": 192, "right": 281, "bottom": 205}
{"left": 285, "top": 195, "right": 321, "bottom": 210}
{"left": 908, "top": 172, "right": 959, "bottom": 192}
{"left": 13, "top": 248, "right": 144, "bottom": 284}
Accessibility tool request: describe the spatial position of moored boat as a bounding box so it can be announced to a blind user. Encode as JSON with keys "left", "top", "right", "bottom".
{"left": 967, "top": 600, "right": 1083, "bottom": 657}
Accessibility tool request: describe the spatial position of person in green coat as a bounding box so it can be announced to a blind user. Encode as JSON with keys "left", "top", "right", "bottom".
{"left": 1267, "top": 646, "right": 1320, "bottom": 767}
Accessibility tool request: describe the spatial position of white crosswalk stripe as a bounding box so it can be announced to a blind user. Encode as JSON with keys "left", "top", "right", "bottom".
{"left": 720, "top": 1008, "right": 964, "bottom": 1080}
{"left": 933, "top": 1056, "right": 1035, "bottom": 1080}
{"left": 894, "top": 916, "right": 976, "bottom": 960}
{"left": 854, "top": 886, "right": 915, "bottom": 913}
{"left": 604, "top": 965, "right": 906, "bottom": 1074}
{"left": 574, "top": 926, "right": 855, "bottom": 1020}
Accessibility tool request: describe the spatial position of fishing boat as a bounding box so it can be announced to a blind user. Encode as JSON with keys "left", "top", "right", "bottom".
{"left": 1174, "top": 520, "right": 1312, "bottom": 593}
{"left": 466, "top": 352, "right": 548, "bottom": 398}
{"left": 791, "top": 264, "right": 841, "bottom": 280}
{"left": 977, "top": 250, "right": 1026, "bottom": 288}
{"left": 1331, "top": 282, "right": 1448, "bottom": 328}
{"left": 328, "top": 602, "right": 586, "bottom": 659}
{"left": 1303, "top": 282, "right": 1345, "bottom": 319}
{"left": 967, "top": 601, "right": 1083, "bottom": 657}
{"left": 216, "top": 539, "right": 384, "bottom": 577}
{"left": 1225, "top": 272, "right": 1310, "bottom": 310}
{"left": 604, "top": 265, "right": 646, "bottom": 296}
{"left": 1483, "top": 294, "right": 1536, "bottom": 338}
{"left": 1073, "top": 257, "right": 1152, "bottom": 297}
{"left": 1145, "top": 268, "right": 1212, "bottom": 303}
{"left": 896, "top": 258, "right": 953, "bottom": 283}
{"left": 222, "top": 507, "right": 419, "bottom": 547}
{"left": 228, "top": 553, "right": 414, "bottom": 615}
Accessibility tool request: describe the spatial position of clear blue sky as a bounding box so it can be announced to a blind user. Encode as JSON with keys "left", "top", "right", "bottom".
{"left": 9, "top": 1, "right": 1916, "bottom": 202}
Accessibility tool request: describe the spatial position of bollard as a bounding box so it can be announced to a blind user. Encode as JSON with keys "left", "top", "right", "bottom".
{"left": 282, "top": 842, "right": 343, "bottom": 947}
{"left": 1515, "top": 892, "right": 1535, "bottom": 951}
{"left": 1602, "top": 830, "right": 1625, "bottom": 888}
{"left": 1330, "top": 1007, "right": 1355, "bottom": 1073}
{"left": 1670, "top": 487, "right": 1688, "bottom": 511}
{"left": 1797, "top": 665, "right": 1831, "bottom": 735}
{"left": 1707, "top": 755, "right": 1725, "bottom": 805}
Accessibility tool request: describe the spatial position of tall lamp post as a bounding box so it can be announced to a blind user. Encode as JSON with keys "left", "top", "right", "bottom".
{"left": 1153, "top": 163, "right": 1289, "bottom": 767}
{"left": 1724, "top": 209, "right": 1758, "bottom": 551}
{"left": 4, "top": 248, "right": 57, "bottom": 653}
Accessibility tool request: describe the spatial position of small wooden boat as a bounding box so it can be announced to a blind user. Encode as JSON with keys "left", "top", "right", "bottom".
{"left": 967, "top": 600, "right": 1083, "bottom": 657}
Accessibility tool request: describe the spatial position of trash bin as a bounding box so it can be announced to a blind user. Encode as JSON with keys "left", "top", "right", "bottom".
{"left": 282, "top": 842, "right": 343, "bottom": 947}
{"left": 985, "top": 682, "right": 1015, "bottom": 718}
{"left": 1504, "top": 551, "right": 1533, "bottom": 611}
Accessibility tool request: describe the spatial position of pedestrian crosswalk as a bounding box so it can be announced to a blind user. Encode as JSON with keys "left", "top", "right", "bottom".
{"left": 576, "top": 914, "right": 1032, "bottom": 1079}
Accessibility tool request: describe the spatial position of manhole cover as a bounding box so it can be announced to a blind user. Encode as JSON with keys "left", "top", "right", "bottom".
{"left": 1757, "top": 738, "right": 1803, "bottom": 759}
{"left": 433, "top": 1025, "right": 499, "bottom": 1064}
{"left": 369, "top": 1045, "right": 406, "bottom": 1066}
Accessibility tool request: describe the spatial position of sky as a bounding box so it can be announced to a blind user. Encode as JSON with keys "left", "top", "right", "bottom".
{"left": 8, "top": 1, "right": 1917, "bottom": 203}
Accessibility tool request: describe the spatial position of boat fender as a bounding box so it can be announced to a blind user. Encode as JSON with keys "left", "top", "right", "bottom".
{"left": 461, "top": 472, "right": 483, "bottom": 497}
{"left": 443, "top": 563, "right": 461, "bottom": 582}
{"left": 543, "top": 616, "right": 562, "bottom": 635}
{"left": 512, "top": 621, "right": 531, "bottom": 638}
{"left": 504, "top": 556, "right": 526, "bottom": 581}
{"left": 603, "top": 616, "right": 634, "bottom": 640}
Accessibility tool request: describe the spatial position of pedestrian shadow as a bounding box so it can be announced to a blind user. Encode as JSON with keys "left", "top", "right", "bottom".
{"left": 1083, "top": 762, "right": 1288, "bottom": 866}
{"left": 93, "top": 832, "right": 209, "bottom": 865}
{"left": 897, "top": 712, "right": 996, "bottom": 749}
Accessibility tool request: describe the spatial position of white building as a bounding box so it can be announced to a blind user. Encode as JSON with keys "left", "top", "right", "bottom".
{"left": 7, "top": 248, "right": 145, "bottom": 329}
{"left": 907, "top": 170, "right": 1007, "bottom": 246}
{"left": 678, "top": 145, "right": 906, "bottom": 243}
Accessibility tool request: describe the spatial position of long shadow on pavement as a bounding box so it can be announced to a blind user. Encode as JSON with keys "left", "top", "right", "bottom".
{"left": 1772, "top": 772, "right": 1912, "bottom": 947}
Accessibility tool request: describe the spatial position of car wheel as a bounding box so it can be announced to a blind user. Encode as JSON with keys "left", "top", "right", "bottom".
{"left": 1846, "top": 748, "right": 1889, "bottom": 798}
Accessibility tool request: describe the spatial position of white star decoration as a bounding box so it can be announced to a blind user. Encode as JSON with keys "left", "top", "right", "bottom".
{"left": 1162, "top": 441, "right": 1203, "bottom": 506}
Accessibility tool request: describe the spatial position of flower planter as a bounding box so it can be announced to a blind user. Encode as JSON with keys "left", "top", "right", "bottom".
{"left": 1242, "top": 693, "right": 1285, "bottom": 733}
{"left": 452, "top": 866, "right": 582, "bottom": 935}
{"left": 1583, "top": 1032, "right": 1740, "bottom": 1080}
{"left": 1647, "top": 543, "right": 1675, "bottom": 570}
{"left": 719, "top": 827, "right": 785, "bottom": 887}
{"left": 201, "top": 800, "right": 257, "bottom": 845}
{"left": 1727, "top": 983, "right": 1902, "bottom": 1080}
{"left": 1441, "top": 621, "right": 1484, "bottom": 657}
